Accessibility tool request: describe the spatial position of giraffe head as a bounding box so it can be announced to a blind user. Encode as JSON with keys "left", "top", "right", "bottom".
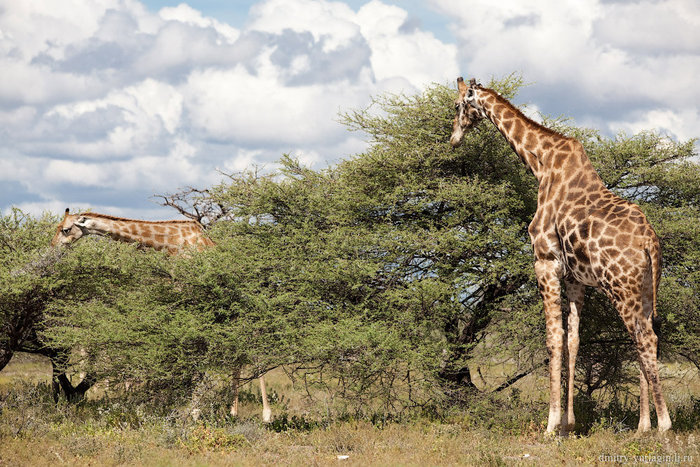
{"left": 450, "top": 77, "right": 485, "bottom": 148}
{"left": 51, "top": 208, "right": 92, "bottom": 247}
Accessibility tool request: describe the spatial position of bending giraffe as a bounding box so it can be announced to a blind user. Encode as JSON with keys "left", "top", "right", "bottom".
{"left": 450, "top": 78, "right": 671, "bottom": 434}
{"left": 52, "top": 208, "right": 272, "bottom": 422}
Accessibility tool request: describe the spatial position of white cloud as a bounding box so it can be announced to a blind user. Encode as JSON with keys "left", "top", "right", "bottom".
{"left": 609, "top": 108, "right": 700, "bottom": 142}
{"left": 433, "top": 0, "right": 700, "bottom": 144}
{"left": 357, "top": 1, "right": 458, "bottom": 87}
{"left": 0, "top": 0, "right": 117, "bottom": 61}
{"left": 0, "top": 0, "right": 460, "bottom": 219}
{"left": 594, "top": 0, "right": 700, "bottom": 55}
{"left": 182, "top": 51, "right": 371, "bottom": 146}
{"left": 158, "top": 3, "right": 240, "bottom": 43}
{"left": 36, "top": 79, "right": 182, "bottom": 159}
{"left": 41, "top": 136, "right": 210, "bottom": 193}
{"left": 248, "top": 0, "right": 360, "bottom": 52}
{"left": 249, "top": 0, "right": 457, "bottom": 90}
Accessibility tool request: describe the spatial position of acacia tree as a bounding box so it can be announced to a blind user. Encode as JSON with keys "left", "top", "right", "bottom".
{"left": 37, "top": 76, "right": 699, "bottom": 416}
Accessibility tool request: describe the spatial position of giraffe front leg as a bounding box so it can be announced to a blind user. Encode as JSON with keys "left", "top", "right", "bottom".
{"left": 534, "top": 259, "right": 565, "bottom": 434}
{"left": 230, "top": 366, "right": 241, "bottom": 418}
{"left": 562, "top": 280, "right": 584, "bottom": 435}
{"left": 259, "top": 376, "right": 272, "bottom": 423}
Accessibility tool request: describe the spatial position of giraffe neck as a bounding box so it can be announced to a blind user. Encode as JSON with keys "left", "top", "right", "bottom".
{"left": 476, "top": 89, "right": 568, "bottom": 183}
{"left": 474, "top": 88, "right": 606, "bottom": 208}
{"left": 80, "top": 214, "right": 210, "bottom": 253}
{"left": 86, "top": 217, "right": 165, "bottom": 249}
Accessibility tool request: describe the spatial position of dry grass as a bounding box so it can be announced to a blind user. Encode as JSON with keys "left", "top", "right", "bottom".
{"left": 0, "top": 351, "right": 52, "bottom": 386}
{"left": 1, "top": 352, "right": 698, "bottom": 466}
{"left": 0, "top": 415, "right": 697, "bottom": 466}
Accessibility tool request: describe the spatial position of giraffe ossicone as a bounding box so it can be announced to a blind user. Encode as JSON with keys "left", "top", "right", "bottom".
{"left": 451, "top": 78, "right": 671, "bottom": 434}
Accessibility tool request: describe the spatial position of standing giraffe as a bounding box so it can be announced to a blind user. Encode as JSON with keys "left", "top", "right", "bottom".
{"left": 52, "top": 209, "right": 272, "bottom": 422}
{"left": 450, "top": 78, "right": 671, "bottom": 434}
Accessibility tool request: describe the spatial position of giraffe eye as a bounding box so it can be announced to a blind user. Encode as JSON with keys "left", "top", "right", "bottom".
{"left": 62, "top": 227, "right": 71, "bottom": 235}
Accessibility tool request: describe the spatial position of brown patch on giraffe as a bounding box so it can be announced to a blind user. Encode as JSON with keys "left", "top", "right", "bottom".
{"left": 599, "top": 237, "right": 614, "bottom": 248}
{"left": 574, "top": 173, "right": 591, "bottom": 189}
{"left": 590, "top": 219, "right": 605, "bottom": 234}
{"left": 573, "top": 245, "right": 589, "bottom": 264}
{"left": 525, "top": 130, "right": 539, "bottom": 147}
{"left": 616, "top": 233, "right": 632, "bottom": 248}
{"left": 550, "top": 172, "right": 562, "bottom": 186}
{"left": 606, "top": 247, "right": 621, "bottom": 259}
{"left": 492, "top": 104, "right": 507, "bottom": 119}
{"left": 578, "top": 220, "right": 590, "bottom": 240}
{"left": 512, "top": 119, "right": 525, "bottom": 142}
{"left": 571, "top": 210, "right": 586, "bottom": 222}
{"left": 579, "top": 151, "right": 592, "bottom": 168}
{"left": 553, "top": 152, "right": 567, "bottom": 169}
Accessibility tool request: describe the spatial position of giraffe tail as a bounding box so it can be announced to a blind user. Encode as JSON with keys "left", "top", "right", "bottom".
{"left": 645, "top": 237, "right": 662, "bottom": 320}
{"left": 645, "top": 236, "right": 663, "bottom": 356}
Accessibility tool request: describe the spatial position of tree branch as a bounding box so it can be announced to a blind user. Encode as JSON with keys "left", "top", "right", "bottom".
{"left": 493, "top": 358, "right": 548, "bottom": 393}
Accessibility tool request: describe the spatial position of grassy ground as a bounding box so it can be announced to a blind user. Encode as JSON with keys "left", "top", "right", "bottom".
{"left": 1, "top": 353, "right": 698, "bottom": 466}
{"left": 1, "top": 418, "right": 698, "bottom": 466}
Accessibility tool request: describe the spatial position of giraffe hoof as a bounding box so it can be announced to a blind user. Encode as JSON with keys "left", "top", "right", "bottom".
{"left": 637, "top": 422, "right": 651, "bottom": 433}
{"left": 658, "top": 420, "right": 672, "bottom": 433}
{"left": 262, "top": 408, "right": 272, "bottom": 423}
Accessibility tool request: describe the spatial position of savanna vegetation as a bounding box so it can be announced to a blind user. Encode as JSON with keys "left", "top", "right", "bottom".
{"left": 1, "top": 75, "right": 698, "bottom": 465}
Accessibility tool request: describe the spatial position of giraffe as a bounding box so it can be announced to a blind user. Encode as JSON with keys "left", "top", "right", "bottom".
{"left": 52, "top": 208, "right": 272, "bottom": 422}
{"left": 450, "top": 78, "right": 671, "bottom": 434}
{"left": 51, "top": 209, "right": 215, "bottom": 253}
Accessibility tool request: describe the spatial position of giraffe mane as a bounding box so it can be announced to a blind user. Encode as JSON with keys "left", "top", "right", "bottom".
{"left": 481, "top": 88, "right": 571, "bottom": 141}
{"left": 79, "top": 212, "right": 204, "bottom": 227}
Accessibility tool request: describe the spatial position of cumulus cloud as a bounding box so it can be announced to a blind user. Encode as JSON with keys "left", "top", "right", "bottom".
{"left": 609, "top": 108, "right": 700, "bottom": 142}
{"left": 432, "top": 0, "right": 700, "bottom": 141}
{"left": 0, "top": 0, "right": 458, "bottom": 218}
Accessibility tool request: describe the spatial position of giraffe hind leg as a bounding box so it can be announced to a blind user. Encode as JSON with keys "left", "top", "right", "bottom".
{"left": 635, "top": 316, "right": 671, "bottom": 432}
{"left": 616, "top": 293, "right": 671, "bottom": 432}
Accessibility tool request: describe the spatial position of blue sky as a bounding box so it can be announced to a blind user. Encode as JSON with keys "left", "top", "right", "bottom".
{"left": 1, "top": 0, "right": 698, "bottom": 220}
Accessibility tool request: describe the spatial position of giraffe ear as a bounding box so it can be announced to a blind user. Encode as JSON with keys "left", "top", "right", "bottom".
{"left": 75, "top": 216, "right": 88, "bottom": 227}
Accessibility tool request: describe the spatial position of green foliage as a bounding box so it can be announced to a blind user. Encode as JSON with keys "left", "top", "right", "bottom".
{"left": 0, "top": 209, "right": 61, "bottom": 365}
